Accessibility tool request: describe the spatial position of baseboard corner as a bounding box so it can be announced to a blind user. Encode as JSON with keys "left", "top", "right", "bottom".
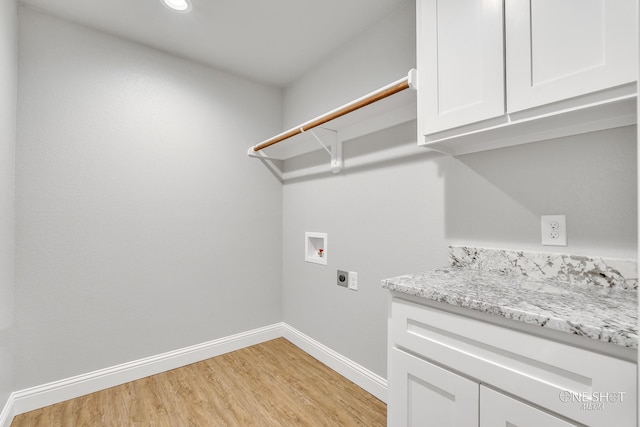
{"left": 281, "top": 323, "right": 388, "bottom": 403}
{"left": 0, "top": 394, "right": 16, "bottom": 427}
{"left": 5, "top": 321, "right": 387, "bottom": 420}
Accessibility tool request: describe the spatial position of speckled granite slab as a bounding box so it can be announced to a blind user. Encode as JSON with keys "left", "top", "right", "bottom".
{"left": 382, "top": 268, "right": 638, "bottom": 348}
{"left": 450, "top": 246, "right": 638, "bottom": 290}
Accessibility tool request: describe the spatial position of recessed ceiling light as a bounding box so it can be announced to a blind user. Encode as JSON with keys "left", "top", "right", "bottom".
{"left": 162, "top": 0, "right": 192, "bottom": 12}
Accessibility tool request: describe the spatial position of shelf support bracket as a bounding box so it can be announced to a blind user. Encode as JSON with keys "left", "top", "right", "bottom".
{"left": 302, "top": 128, "right": 342, "bottom": 174}
{"left": 245, "top": 148, "right": 284, "bottom": 182}
{"left": 246, "top": 149, "right": 281, "bottom": 161}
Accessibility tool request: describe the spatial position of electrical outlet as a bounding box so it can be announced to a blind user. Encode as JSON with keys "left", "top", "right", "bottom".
{"left": 348, "top": 271, "right": 358, "bottom": 291}
{"left": 541, "top": 215, "right": 567, "bottom": 246}
{"left": 337, "top": 270, "right": 348, "bottom": 288}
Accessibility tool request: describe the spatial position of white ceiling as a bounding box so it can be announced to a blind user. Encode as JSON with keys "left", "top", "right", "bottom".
{"left": 18, "top": 0, "right": 409, "bottom": 87}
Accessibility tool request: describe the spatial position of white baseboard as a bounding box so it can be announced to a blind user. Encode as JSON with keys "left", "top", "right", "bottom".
{"left": 0, "top": 323, "right": 282, "bottom": 427}
{"left": 0, "top": 395, "right": 14, "bottom": 427}
{"left": 282, "top": 324, "right": 387, "bottom": 403}
{"left": 0, "top": 322, "right": 387, "bottom": 427}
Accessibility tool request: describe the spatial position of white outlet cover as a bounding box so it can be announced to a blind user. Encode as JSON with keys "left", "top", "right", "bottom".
{"left": 541, "top": 215, "right": 567, "bottom": 246}
{"left": 348, "top": 271, "right": 358, "bottom": 291}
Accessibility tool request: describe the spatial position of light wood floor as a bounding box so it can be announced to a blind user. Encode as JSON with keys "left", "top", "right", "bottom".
{"left": 11, "top": 338, "right": 386, "bottom": 426}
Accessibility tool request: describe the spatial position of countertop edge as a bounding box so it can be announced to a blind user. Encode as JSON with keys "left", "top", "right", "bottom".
{"left": 381, "top": 271, "right": 639, "bottom": 350}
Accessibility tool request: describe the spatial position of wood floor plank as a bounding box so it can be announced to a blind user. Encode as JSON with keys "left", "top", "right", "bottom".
{"left": 11, "top": 338, "right": 386, "bottom": 426}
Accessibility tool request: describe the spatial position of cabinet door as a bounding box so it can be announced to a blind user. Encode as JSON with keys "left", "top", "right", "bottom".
{"left": 417, "top": 0, "right": 505, "bottom": 137}
{"left": 388, "top": 348, "right": 479, "bottom": 427}
{"left": 506, "top": 0, "right": 638, "bottom": 113}
{"left": 480, "top": 386, "right": 579, "bottom": 427}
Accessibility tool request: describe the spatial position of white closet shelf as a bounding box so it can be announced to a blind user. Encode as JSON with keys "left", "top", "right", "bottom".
{"left": 248, "top": 70, "right": 417, "bottom": 162}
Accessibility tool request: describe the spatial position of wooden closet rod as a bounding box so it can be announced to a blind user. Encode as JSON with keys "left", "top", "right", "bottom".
{"left": 252, "top": 72, "right": 414, "bottom": 152}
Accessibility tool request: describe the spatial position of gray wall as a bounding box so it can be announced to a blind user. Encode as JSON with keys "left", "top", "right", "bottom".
{"left": 281, "top": 1, "right": 637, "bottom": 379}
{"left": 283, "top": 2, "right": 416, "bottom": 128}
{"left": 15, "top": 7, "right": 283, "bottom": 390}
{"left": 446, "top": 127, "right": 637, "bottom": 258}
{"left": 5, "top": 0, "right": 638, "bottom": 401}
{"left": 0, "top": 0, "right": 17, "bottom": 408}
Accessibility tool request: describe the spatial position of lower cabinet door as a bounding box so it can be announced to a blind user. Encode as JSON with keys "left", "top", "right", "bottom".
{"left": 480, "top": 386, "right": 579, "bottom": 427}
{"left": 389, "top": 348, "right": 479, "bottom": 427}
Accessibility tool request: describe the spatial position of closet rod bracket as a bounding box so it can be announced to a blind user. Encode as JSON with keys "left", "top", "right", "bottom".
{"left": 301, "top": 128, "right": 342, "bottom": 174}
{"left": 246, "top": 147, "right": 279, "bottom": 161}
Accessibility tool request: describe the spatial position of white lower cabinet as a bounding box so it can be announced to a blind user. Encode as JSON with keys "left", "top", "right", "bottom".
{"left": 389, "top": 348, "right": 479, "bottom": 426}
{"left": 389, "top": 348, "right": 579, "bottom": 427}
{"left": 480, "top": 386, "right": 578, "bottom": 427}
{"left": 388, "top": 297, "right": 637, "bottom": 427}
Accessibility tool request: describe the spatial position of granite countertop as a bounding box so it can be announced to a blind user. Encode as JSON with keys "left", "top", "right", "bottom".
{"left": 382, "top": 267, "right": 639, "bottom": 349}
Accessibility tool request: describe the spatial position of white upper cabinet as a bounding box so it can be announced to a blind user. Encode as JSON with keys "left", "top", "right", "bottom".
{"left": 417, "top": 0, "right": 638, "bottom": 155}
{"left": 417, "top": 0, "right": 505, "bottom": 135}
{"left": 506, "top": 0, "right": 638, "bottom": 113}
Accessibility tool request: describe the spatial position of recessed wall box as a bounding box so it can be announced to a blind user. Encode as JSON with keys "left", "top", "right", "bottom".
{"left": 337, "top": 270, "right": 348, "bottom": 287}
{"left": 305, "top": 232, "right": 327, "bottom": 265}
